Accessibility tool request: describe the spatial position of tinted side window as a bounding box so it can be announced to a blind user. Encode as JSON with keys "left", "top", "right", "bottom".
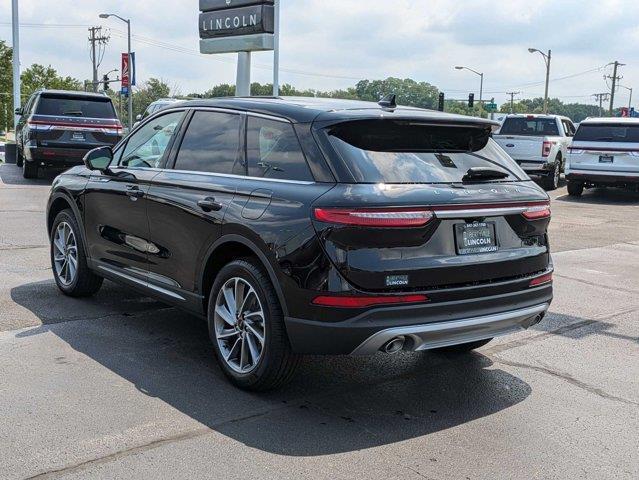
{"left": 246, "top": 117, "right": 313, "bottom": 181}
{"left": 120, "top": 111, "right": 185, "bottom": 168}
{"left": 174, "top": 111, "right": 242, "bottom": 174}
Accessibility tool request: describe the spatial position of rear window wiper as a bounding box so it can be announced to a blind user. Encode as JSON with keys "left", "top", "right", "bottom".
{"left": 462, "top": 167, "right": 509, "bottom": 182}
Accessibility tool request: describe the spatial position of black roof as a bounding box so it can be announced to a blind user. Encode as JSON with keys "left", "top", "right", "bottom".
{"left": 38, "top": 89, "right": 112, "bottom": 100}
{"left": 170, "top": 96, "right": 500, "bottom": 127}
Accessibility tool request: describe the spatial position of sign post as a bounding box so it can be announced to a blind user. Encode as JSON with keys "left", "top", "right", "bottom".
{"left": 199, "top": 0, "right": 276, "bottom": 97}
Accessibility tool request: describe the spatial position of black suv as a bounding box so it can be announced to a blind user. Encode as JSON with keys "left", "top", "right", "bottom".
{"left": 15, "top": 90, "right": 122, "bottom": 178}
{"left": 46, "top": 97, "right": 553, "bottom": 390}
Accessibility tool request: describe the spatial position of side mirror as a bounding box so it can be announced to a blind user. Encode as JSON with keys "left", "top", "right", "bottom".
{"left": 135, "top": 114, "right": 142, "bottom": 121}
{"left": 14, "top": 107, "right": 23, "bottom": 116}
{"left": 83, "top": 146, "right": 113, "bottom": 172}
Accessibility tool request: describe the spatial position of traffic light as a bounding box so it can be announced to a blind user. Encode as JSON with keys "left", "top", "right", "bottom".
{"left": 438, "top": 92, "right": 445, "bottom": 112}
{"left": 468, "top": 93, "right": 475, "bottom": 108}
{"left": 103, "top": 74, "right": 110, "bottom": 92}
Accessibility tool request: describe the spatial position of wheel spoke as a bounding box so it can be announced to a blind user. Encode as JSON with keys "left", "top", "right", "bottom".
{"left": 54, "top": 235, "right": 65, "bottom": 254}
{"left": 224, "top": 338, "right": 241, "bottom": 361}
{"left": 239, "top": 336, "right": 247, "bottom": 370}
{"left": 217, "top": 328, "right": 239, "bottom": 340}
{"left": 222, "top": 285, "right": 236, "bottom": 315}
{"left": 246, "top": 332, "right": 260, "bottom": 366}
{"left": 239, "top": 288, "right": 255, "bottom": 314}
{"left": 246, "top": 323, "right": 264, "bottom": 345}
{"left": 67, "top": 256, "right": 77, "bottom": 280}
{"left": 215, "top": 304, "right": 236, "bottom": 327}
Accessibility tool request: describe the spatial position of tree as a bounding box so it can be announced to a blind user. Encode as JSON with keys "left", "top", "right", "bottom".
{"left": 498, "top": 97, "right": 603, "bottom": 122}
{"left": 355, "top": 77, "right": 439, "bottom": 109}
{"left": 20, "top": 64, "right": 82, "bottom": 97}
{"left": 0, "top": 41, "right": 13, "bottom": 132}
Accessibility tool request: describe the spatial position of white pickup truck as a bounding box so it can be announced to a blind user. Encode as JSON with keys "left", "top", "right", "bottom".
{"left": 494, "top": 114, "right": 576, "bottom": 190}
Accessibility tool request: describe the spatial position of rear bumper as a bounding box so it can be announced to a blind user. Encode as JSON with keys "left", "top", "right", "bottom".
{"left": 515, "top": 159, "right": 554, "bottom": 176}
{"left": 566, "top": 171, "right": 639, "bottom": 186}
{"left": 25, "top": 145, "right": 113, "bottom": 167}
{"left": 285, "top": 282, "right": 553, "bottom": 355}
{"left": 351, "top": 303, "right": 548, "bottom": 354}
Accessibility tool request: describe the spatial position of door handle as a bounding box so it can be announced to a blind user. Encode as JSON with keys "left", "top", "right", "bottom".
{"left": 126, "top": 185, "right": 144, "bottom": 199}
{"left": 198, "top": 197, "right": 223, "bottom": 212}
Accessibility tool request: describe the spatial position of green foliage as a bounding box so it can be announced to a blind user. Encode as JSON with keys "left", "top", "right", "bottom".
{"left": 20, "top": 64, "right": 82, "bottom": 97}
{"left": 498, "top": 97, "right": 603, "bottom": 122}
{"left": 354, "top": 77, "right": 439, "bottom": 109}
{"left": 0, "top": 40, "right": 12, "bottom": 131}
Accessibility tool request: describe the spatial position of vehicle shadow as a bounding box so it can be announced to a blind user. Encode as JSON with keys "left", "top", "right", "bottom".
{"left": 554, "top": 187, "right": 639, "bottom": 206}
{"left": 0, "top": 163, "right": 61, "bottom": 186}
{"left": 11, "top": 280, "right": 533, "bottom": 457}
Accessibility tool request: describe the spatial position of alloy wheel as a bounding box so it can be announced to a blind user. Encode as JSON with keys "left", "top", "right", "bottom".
{"left": 53, "top": 221, "right": 78, "bottom": 286}
{"left": 214, "top": 277, "right": 266, "bottom": 374}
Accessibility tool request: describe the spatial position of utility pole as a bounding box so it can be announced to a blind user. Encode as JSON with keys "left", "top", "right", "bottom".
{"left": 592, "top": 93, "right": 610, "bottom": 117}
{"left": 88, "top": 26, "right": 110, "bottom": 93}
{"left": 605, "top": 61, "right": 625, "bottom": 116}
{"left": 506, "top": 91, "right": 521, "bottom": 113}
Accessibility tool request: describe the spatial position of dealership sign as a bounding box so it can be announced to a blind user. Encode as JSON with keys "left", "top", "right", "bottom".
{"left": 199, "top": 0, "right": 275, "bottom": 54}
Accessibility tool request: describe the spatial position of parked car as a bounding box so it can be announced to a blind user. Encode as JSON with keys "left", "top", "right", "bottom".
{"left": 46, "top": 97, "right": 553, "bottom": 390}
{"left": 566, "top": 117, "right": 639, "bottom": 196}
{"left": 134, "top": 98, "right": 182, "bottom": 126}
{"left": 494, "top": 114, "right": 576, "bottom": 190}
{"left": 0, "top": 142, "right": 5, "bottom": 162}
{"left": 15, "top": 89, "right": 122, "bottom": 178}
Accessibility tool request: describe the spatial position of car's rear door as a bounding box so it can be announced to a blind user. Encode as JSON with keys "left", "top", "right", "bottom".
{"left": 83, "top": 109, "right": 187, "bottom": 287}
{"left": 144, "top": 108, "right": 244, "bottom": 311}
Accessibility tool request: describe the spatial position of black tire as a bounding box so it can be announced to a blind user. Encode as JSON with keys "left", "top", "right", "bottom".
{"left": 22, "top": 159, "right": 38, "bottom": 179}
{"left": 208, "top": 258, "right": 300, "bottom": 391}
{"left": 50, "top": 209, "right": 103, "bottom": 297}
{"left": 434, "top": 338, "right": 493, "bottom": 354}
{"left": 541, "top": 160, "right": 560, "bottom": 191}
{"left": 16, "top": 147, "right": 23, "bottom": 167}
{"left": 567, "top": 181, "right": 584, "bottom": 197}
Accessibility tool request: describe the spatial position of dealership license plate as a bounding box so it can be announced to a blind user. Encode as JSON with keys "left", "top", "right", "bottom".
{"left": 455, "top": 222, "right": 498, "bottom": 255}
{"left": 599, "top": 155, "right": 614, "bottom": 163}
{"left": 72, "top": 132, "right": 85, "bottom": 142}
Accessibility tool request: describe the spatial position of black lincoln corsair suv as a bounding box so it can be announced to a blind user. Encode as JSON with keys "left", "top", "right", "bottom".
{"left": 46, "top": 96, "right": 553, "bottom": 390}
{"left": 15, "top": 89, "right": 122, "bottom": 179}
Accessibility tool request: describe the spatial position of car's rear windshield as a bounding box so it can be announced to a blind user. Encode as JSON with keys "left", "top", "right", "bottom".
{"left": 325, "top": 120, "right": 527, "bottom": 183}
{"left": 573, "top": 123, "right": 639, "bottom": 143}
{"left": 36, "top": 95, "right": 116, "bottom": 119}
{"left": 499, "top": 117, "right": 559, "bottom": 136}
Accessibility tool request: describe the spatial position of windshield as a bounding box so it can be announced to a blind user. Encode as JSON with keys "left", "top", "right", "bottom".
{"left": 499, "top": 117, "right": 559, "bottom": 136}
{"left": 36, "top": 96, "right": 116, "bottom": 119}
{"left": 325, "top": 120, "right": 527, "bottom": 184}
{"left": 573, "top": 124, "right": 639, "bottom": 143}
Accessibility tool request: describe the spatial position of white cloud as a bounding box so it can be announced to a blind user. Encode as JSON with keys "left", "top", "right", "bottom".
{"left": 0, "top": 0, "right": 638, "bottom": 107}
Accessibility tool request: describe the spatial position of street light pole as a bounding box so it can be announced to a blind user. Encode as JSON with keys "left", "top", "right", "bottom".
{"left": 11, "top": 0, "right": 20, "bottom": 130}
{"left": 272, "top": 0, "right": 280, "bottom": 97}
{"left": 618, "top": 85, "right": 633, "bottom": 112}
{"left": 529, "top": 48, "right": 551, "bottom": 114}
{"left": 454, "top": 65, "right": 484, "bottom": 108}
{"left": 100, "top": 13, "right": 133, "bottom": 130}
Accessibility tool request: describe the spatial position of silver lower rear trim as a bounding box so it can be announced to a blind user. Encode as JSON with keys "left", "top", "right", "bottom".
{"left": 350, "top": 303, "right": 549, "bottom": 355}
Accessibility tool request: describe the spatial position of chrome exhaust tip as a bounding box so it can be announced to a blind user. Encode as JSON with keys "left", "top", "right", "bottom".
{"left": 383, "top": 336, "right": 405, "bottom": 354}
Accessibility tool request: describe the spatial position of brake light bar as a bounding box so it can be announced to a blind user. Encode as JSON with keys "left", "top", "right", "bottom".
{"left": 312, "top": 294, "right": 429, "bottom": 308}
{"left": 529, "top": 272, "right": 553, "bottom": 287}
{"left": 542, "top": 141, "right": 553, "bottom": 157}
{"left": 313, "top": 208, "right": 434, "bottom": 227}
{"left": 522, "top": 202, "right": 551, "bottom": 220}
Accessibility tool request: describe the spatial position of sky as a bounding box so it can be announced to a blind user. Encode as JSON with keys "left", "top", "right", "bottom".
{"left": 1, "top": 0, "right": 638, "bottom": 107}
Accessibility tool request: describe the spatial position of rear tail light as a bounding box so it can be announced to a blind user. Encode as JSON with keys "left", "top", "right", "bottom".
{"left": 529, "top": 272, "right": 553, "bottom": 287}
{"left": 312, "top": 294, "right": 429, "bottom": 308}
{"left": 314, "top": 208, "right": 434, "bottom": 228}
{"left": 522, "top": 202, "right": 551, "bottom": 220}
{"left": 542, "top": 141, "right": 553, "bottom": 157}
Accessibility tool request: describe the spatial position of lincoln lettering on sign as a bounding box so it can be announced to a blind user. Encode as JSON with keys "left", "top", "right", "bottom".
{"left": 199, "top": 5, "right": 275, "bottom": 39}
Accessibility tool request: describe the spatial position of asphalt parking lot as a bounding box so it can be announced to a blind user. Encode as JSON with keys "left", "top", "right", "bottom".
{"left": 1, "top": 163, "right": 638, "bottom": 480}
